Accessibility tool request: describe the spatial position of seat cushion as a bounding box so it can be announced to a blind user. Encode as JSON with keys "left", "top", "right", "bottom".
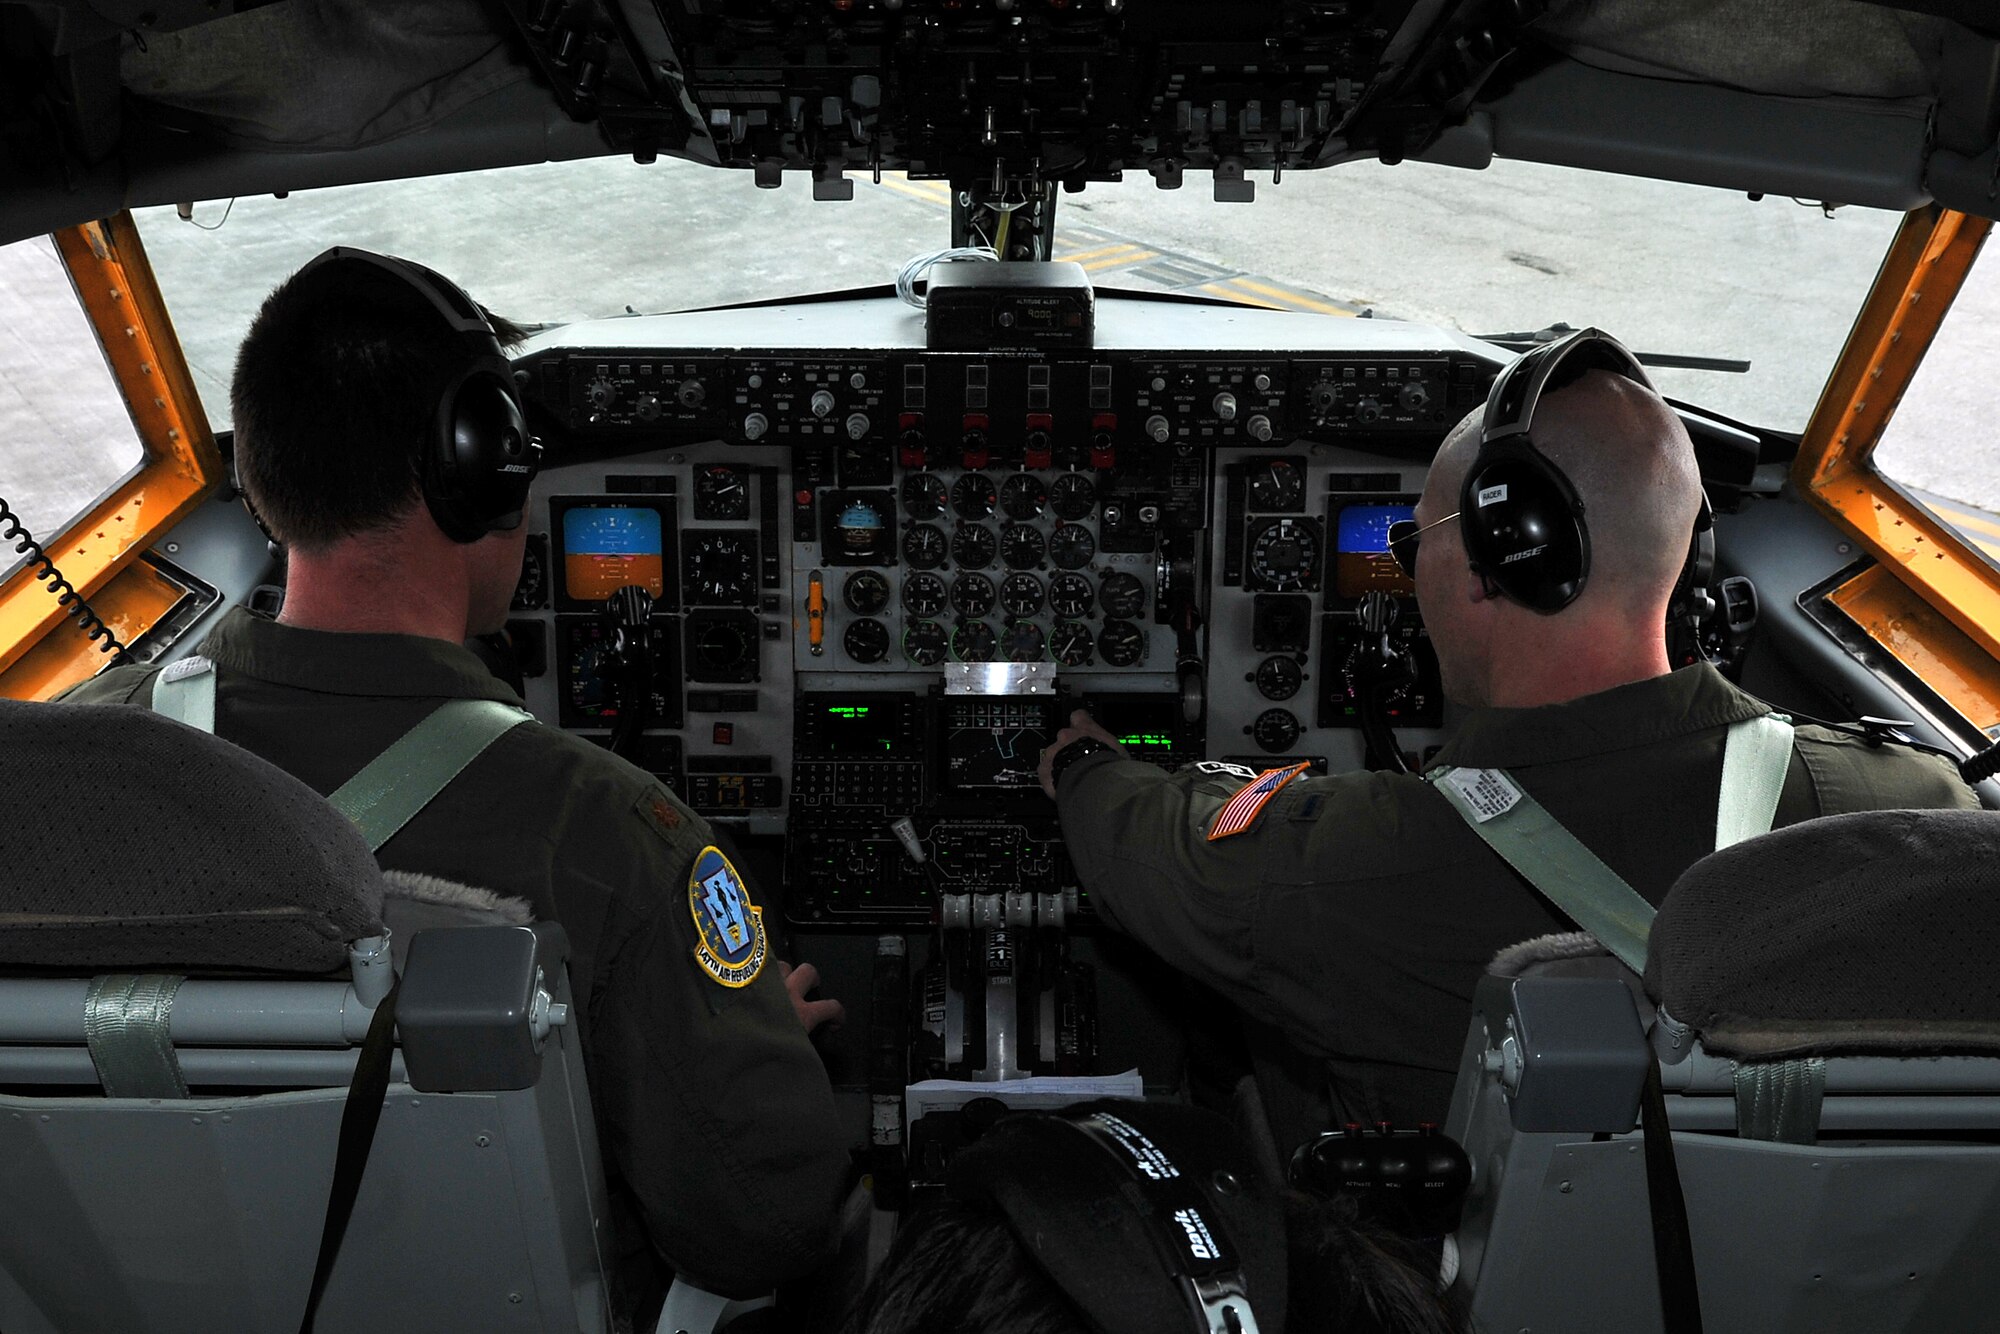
{"left": 0, "top": 699, "right": 386, "bottom": 972}
{"left": 1644, "top": 808, "right": 2000, "bottom": 1058}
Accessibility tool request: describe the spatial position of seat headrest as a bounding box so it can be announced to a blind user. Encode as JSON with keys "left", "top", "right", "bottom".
{"left": 0, "top": 699, "right": 387, "bottom": 973}
{"left": 1643, "top": 808, "right": 2000, "bottom": 1059}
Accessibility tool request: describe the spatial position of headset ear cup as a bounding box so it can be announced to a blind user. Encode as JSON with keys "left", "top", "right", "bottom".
{"left": 1458, "top": 444, "right": 1589, "bottom": 612}
{"left": 425, "top": 366, "right": 534, "bottom": 543}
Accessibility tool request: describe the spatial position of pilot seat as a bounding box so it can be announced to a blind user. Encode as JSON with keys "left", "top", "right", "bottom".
{"left": 0, "top": 698, "right": 610, "bottom": 1333}
{"left": 1445, "top": 807, "right": 2000, "bottom": 1334}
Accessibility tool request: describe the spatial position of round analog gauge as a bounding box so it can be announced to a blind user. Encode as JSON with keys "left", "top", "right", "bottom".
{"left": 902, "top": 571, "right": 948, "bottom": 618}
{"left": 950, "top": 572, "right": 997, "bottom": 618}
{"left": 1249, "top": 518, "right": 1321, "bottom": 590}
{"left": 843, "top": 618, "right": 890, "bottom": 663}
{"left": 951, "top": 522, "right": 998, "bottom": 570}
{"left": 1097, "top": 618, "right": 1146, "bottom": 667}
{"left": 843, "top": 569, "right": 891, "bottom": 615}
{"left": 1256, "top": 655, "right": 1304, "bottom": 701}
{"left": 901, "top": 472, "right": 948, "bottom": 520}
{"left": 1252, "top": 708, "right": 1302, "bottom": 754}
{"left": 904, "top": 619, "right": 948, "bottom": 667}
{"left": 689, "top": 616, "right": 758, "bottom": 679}
{"left": 901, "top": 523, "right": 947, "bottom": 570}
{"left": 999, "top": 572, "right": 1045, "bottom": 617}
{"left": 1048, "top": 572, "right": 1094, "bottom": 618}
{"left": 1099, "top": 571, "right": 1146, "bottom": 620}
{"left": 952, "top": 620, "right": 998, "bottom": 662}
{"left": 1050, "top": 620, "right": 1094, "bottom": 666}
{"left": 952, "top": 472, "right": 998, "bottom": 520}
{"left": 1051, "top": 473, "right": 1097, "bottom": 520}
{"left": 1001, "top": 474, "right": 1048, "bottom": 520}
{"left": 1247, "top": 459, "right": 1305, "bottom": 512}
{"left": 683, "top": 533, "right": 757, "bottom": 605}
{"left": 1049, "top": 523, "right": 1098, "bottom": 570}
{"left": 1002, "top": 621, "right": 1047, "bottom": 662}
{"left": 695, "top": 464, "right": 750, "bottom": 520}
{"left": 1000, "top": 523, "right": 1047, "bottom": 569}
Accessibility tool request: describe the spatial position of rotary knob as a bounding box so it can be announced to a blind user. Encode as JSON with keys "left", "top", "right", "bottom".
{"left": 1398, "top": 382, "right": 1431, "bottom": 412}
{"left": 585, "top": 378, "right": 617, "bottom": 411}
{"left": 677, "top": 378, "right": 706, "bottom": 408}
{"left": 634, "top": 393, "right": 662, "bottom": 422}
{"left": 1212, "top": 392, "right": 1238, "bottom": 421}
{"left": 1144, "top": 414, "right": 1171, "bottom": 443}
{"left": 1245, "top": 414, "right": 1273, "bottom": 442}
{"left": 845, "top": 412, "right": 871, "bottom": 441}
{"left": 1354, "top": 397, "right": 1383, "bottom": 425}
{"left": 810, "top": 389, "right": 837, "bottom": 419}
{"left": 743, "top": 411, "right": 770, "bottom": 441}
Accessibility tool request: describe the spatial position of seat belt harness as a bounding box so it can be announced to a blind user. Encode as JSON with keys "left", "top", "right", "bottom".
{"left": 326, "top": 699, "right": 532, "bottom": 852}
{"left": 149, "top": 654, "right": 217, "bottom": 733}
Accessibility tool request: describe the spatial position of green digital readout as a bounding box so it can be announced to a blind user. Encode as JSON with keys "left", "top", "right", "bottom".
{"left": 1118, "top": 732, "right": 1174, "bottom": 750}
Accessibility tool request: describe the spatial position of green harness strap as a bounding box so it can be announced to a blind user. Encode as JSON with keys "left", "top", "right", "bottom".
{"left": 150, "top": 657, "right": 531, "bottom": 852}
{"left": 1425, "top": 713, "right": 1795, "bottom": 975}
{"left": 324, "top": 699, "right": 532, "bottom": 851}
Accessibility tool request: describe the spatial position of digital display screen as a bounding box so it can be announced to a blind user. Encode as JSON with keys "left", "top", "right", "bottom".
{"left": 1334, "top": 502, "right": 1415, "bottom": 598}
{"left": 562, "top": 506, "right": 666, "bottom": 602}
{"left": 944, "top": 698, "right": 1055, "bottom": 791}
{"left": 817, "top": 701, "right": 908, "bottom": 757}
{"left": 1084, "top": 695, "right": 1184, "bottom": 765}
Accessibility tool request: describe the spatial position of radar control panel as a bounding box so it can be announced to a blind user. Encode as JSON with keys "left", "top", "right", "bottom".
{"left": 499, "top": 296, "right": 1479, "bottom": 927}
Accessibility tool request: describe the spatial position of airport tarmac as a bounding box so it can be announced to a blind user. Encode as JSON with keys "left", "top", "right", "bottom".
{"left": 5, "top": 153, "right": 1997, "bottom": 561}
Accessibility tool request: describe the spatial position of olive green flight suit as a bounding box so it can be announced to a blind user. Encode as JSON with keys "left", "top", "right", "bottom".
{"left": 65, "top": 607, "right": 848, "bottom": 1311}
{"left": 1056, "top": 664, "right": 1978, "bottom": 1135}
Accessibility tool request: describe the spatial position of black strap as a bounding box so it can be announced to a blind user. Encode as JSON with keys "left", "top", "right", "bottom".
{"left": 1640, "top": 1063, "right": 1704, "bottom": 1334}
{"left": 299, "top": 982, "right": 400, "bottom": 1333}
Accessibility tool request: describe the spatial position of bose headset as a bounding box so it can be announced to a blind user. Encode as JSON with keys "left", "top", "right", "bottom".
{"left": 290, "top": 246, "right": 542, "bottom": 544}
{"left": 948, "top": 1100, "right": 1288, "bottom": 1334}
{"left": 1461, "top": 327, "right": 1714, "bottom": 647}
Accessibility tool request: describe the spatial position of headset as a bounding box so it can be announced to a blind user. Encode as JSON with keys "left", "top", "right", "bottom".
{"left": 291, "top": 246, "right": 541, "bottom": 544}
{"left": 1461, "top": 327, "right": 1713, "bottom": 624}
{"left": 948, "top": 1100, "right": 1288, "bottom": 1334}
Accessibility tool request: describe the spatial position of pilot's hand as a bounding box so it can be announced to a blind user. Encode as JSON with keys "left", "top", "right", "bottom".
{"left": 1037, "top": 710, "right": 1127, "bottom": 799}
{"left": 779, "top": 960, "right": 845, "bottom": 1035}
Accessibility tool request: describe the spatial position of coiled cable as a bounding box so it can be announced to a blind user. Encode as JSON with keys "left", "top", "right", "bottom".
{"left": 0, "top": 493, "right": 131, "bottom": 665}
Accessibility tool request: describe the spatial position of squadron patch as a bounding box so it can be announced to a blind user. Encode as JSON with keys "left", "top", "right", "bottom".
{"left": 1206, "top": 762, "right": 1311, "bottom": 841}
{"left": 688, "top": 846, "right": 768, "bottom": 988}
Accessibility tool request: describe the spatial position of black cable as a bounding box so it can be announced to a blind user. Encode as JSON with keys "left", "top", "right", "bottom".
{"left": 0, "top": 493, "right": 132, "bottom": 665}
{"left": 1778, "top": 702, "right": 1994, "bottom": 787}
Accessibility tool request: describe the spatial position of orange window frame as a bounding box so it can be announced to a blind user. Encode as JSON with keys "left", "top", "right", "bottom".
{"left": 1793, "top": 206, "right": 2000, "bottom": 683}
{"left": 0, "top": 213, "right": 222, "bottom": 696}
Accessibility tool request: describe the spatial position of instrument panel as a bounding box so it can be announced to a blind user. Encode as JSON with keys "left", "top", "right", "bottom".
{"left": 501, "top": 296, "right": 1481, "bottom": 924}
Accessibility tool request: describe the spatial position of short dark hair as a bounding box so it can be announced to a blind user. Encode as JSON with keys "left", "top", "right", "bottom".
{"left": 841, "top": 1201, "right": 1091, "bottom": 1334}
{"left": 229, "top": 261, "right": 521, "bottom": 552}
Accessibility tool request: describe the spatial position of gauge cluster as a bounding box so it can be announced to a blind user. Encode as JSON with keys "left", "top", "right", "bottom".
{"left": 798, "top": 457, "right": 1171, "bottom": 676}
{"left": 501, "top": 300, "right": 1478, "bottom": 900}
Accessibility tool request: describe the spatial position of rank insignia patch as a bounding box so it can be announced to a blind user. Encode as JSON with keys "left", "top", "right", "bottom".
{"left": 1206, "top": 762, "right": 1311, "bottom": 841}
{"left": 688, "top": 846, "right": 768, "bottom": 988}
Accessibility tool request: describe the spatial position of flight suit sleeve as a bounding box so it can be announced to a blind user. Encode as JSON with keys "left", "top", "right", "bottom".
{"left": 1055, "top": 753, "right": 1364, "bottom": 1035}
{"left": 582, "top": 791, "right": 849, "bottom": 1298}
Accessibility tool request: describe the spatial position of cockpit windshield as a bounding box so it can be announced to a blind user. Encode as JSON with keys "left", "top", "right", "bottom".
{"left": 136, "top": 154, "right": 1901, "bottom": 437}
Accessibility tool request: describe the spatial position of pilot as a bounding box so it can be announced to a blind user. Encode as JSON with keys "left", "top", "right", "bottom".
{"left": 61, "top": 249, "right": 850, "bottom": 1319}
{"left": 1037, "top": 330, "right": 1980, "bottom": 1143}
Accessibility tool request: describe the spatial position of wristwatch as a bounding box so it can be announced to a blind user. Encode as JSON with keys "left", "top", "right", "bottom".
{"left": 1047, "top": 736, "right": 1117, "bottom": 792}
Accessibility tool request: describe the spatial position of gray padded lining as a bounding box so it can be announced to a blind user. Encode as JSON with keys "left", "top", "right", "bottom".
{"left": 1644, "top": 809, "right": 2000, "bottom": 1058}
{"left": 0, "top": 700, "right": 385, "bottom": 972}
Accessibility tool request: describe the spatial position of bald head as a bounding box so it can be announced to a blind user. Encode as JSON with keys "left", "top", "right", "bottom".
{"left": 1415, "top": 367, "right": 1704, "bottom": 707}
{"left": 1433, "top": 369, "right": 1701, "bottom": 611}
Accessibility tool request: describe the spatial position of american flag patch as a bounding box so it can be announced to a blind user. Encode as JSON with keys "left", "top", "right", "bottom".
{"left": 1205, "top": 762, "right": 1311, "bottom": 841}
